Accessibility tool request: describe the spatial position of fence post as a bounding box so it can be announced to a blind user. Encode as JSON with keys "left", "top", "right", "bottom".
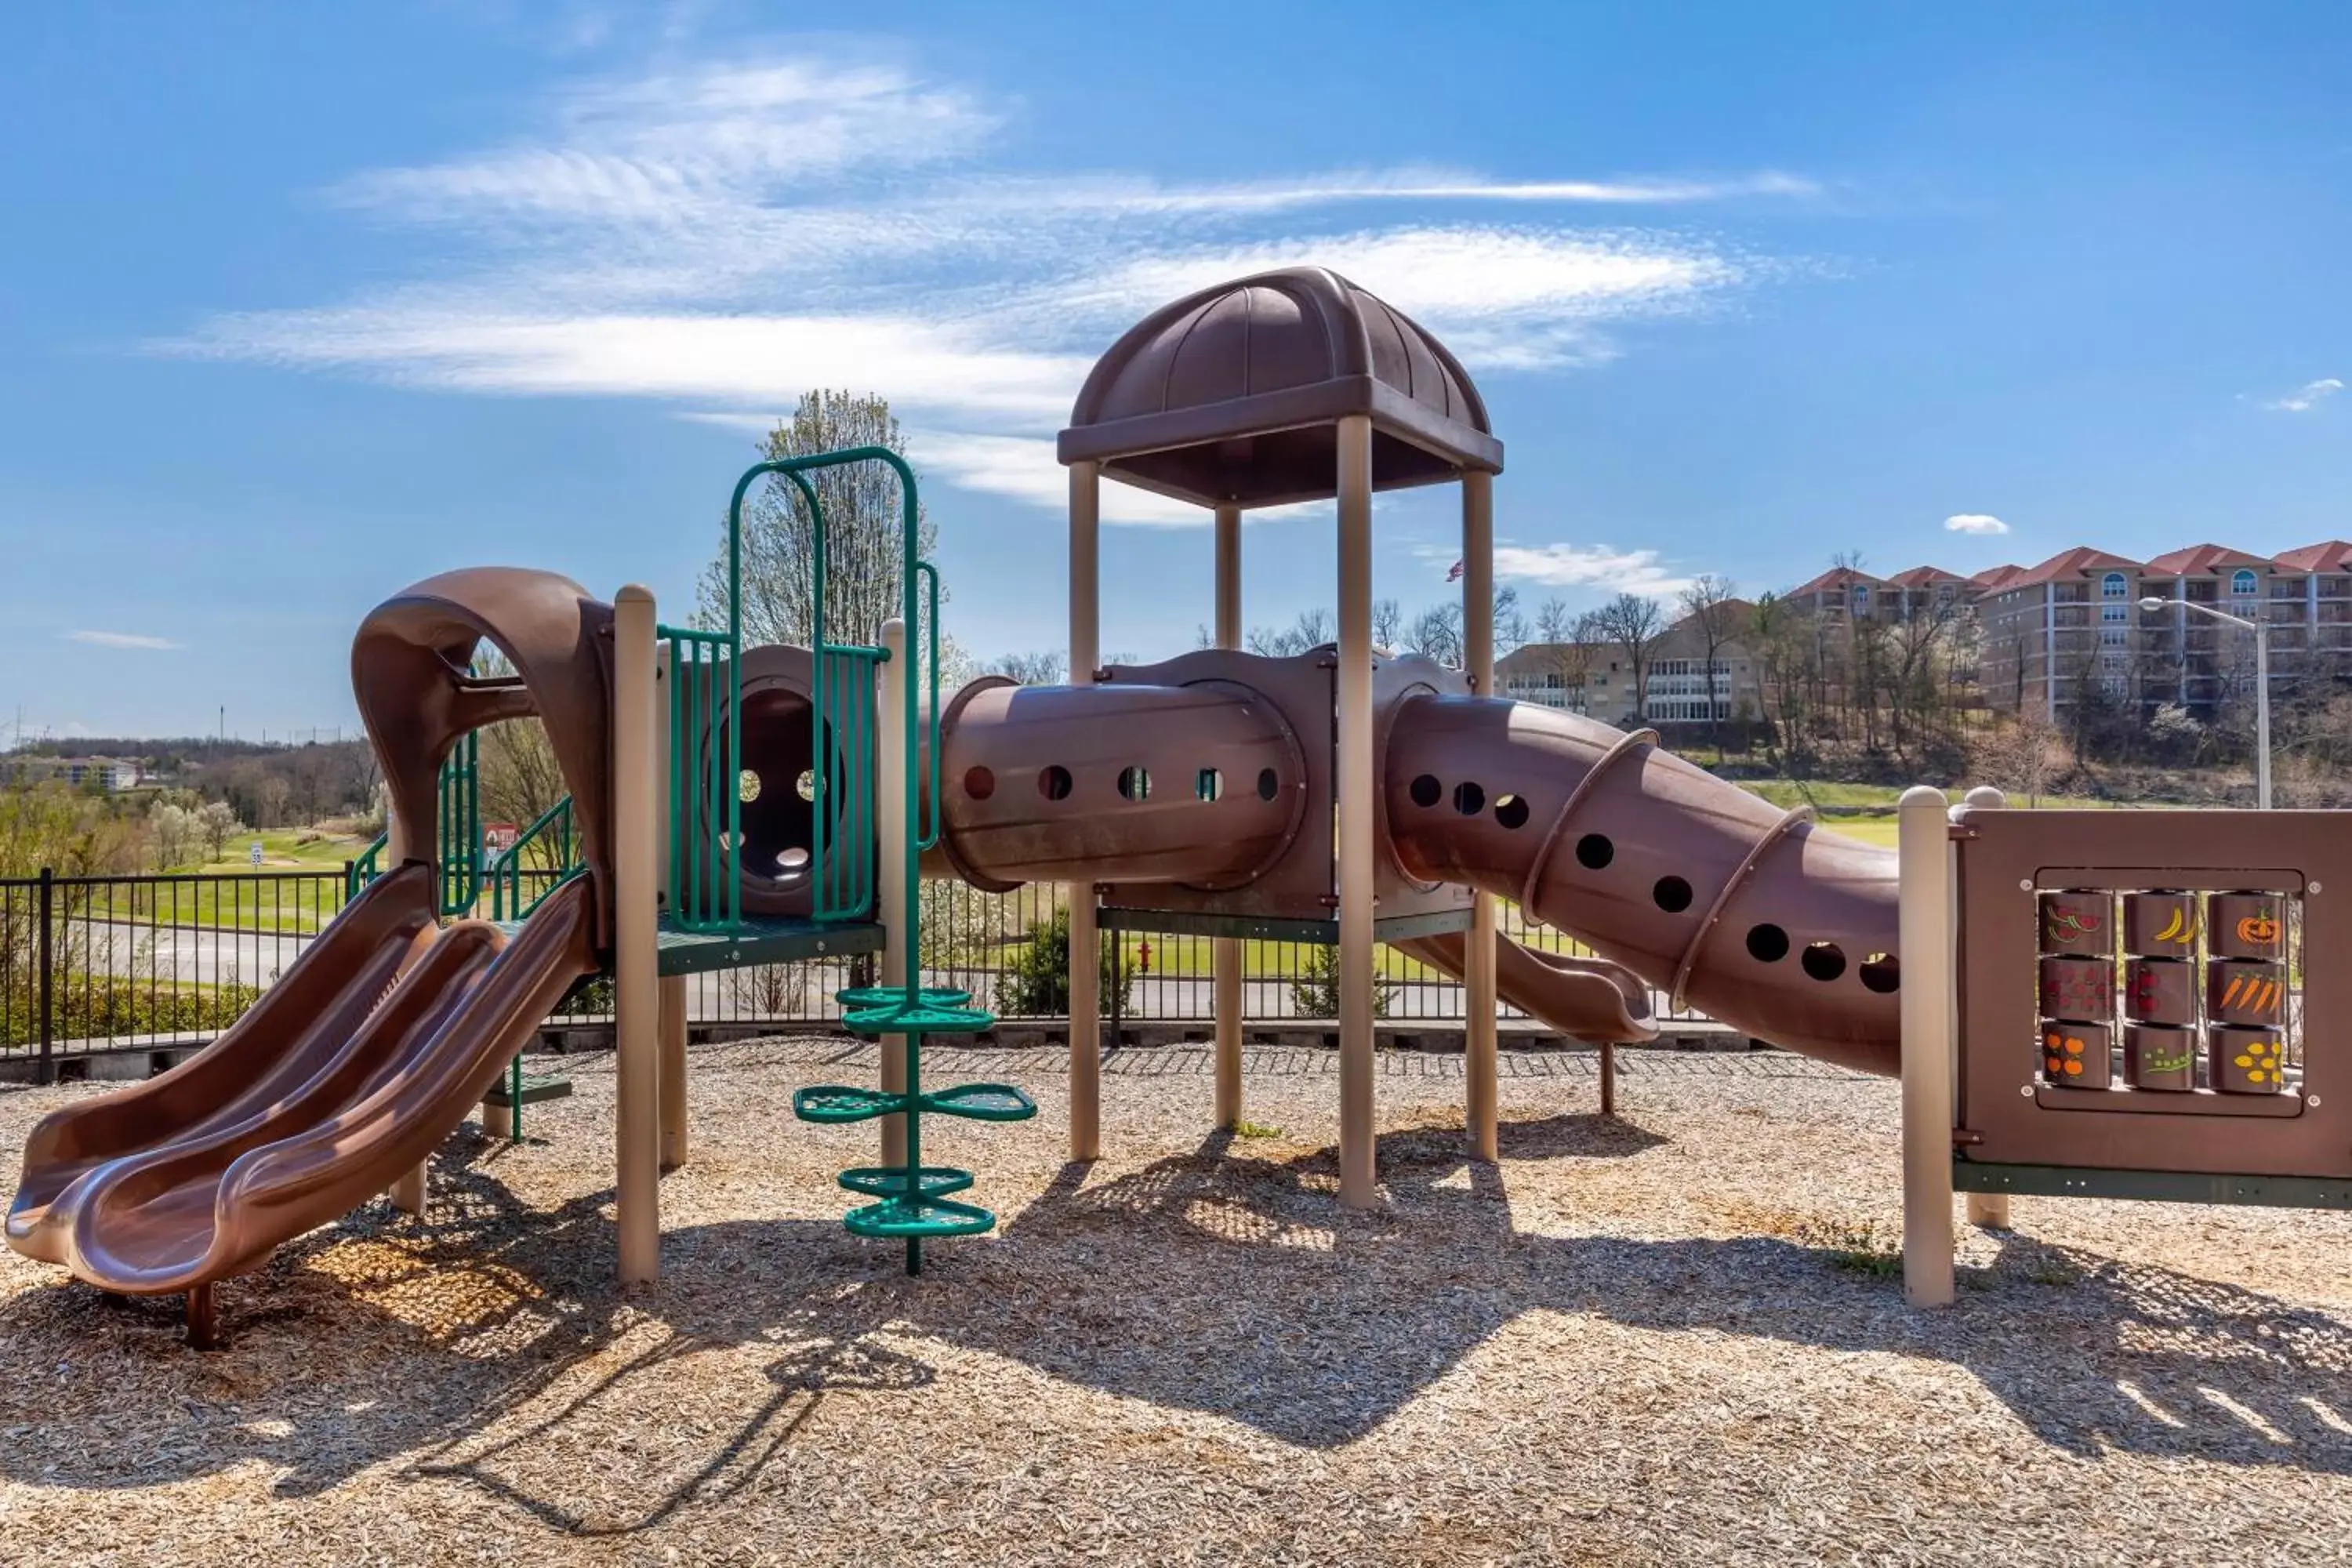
{"left": 36, "top": 866, "right": 54, "bottom": 1086}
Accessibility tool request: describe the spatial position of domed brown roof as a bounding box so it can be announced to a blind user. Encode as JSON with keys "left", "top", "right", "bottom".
{"left": 1058, "top": 267, "right": 1501, "bottom": 510}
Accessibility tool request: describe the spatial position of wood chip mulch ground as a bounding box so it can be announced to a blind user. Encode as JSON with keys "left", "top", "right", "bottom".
{"left": 4, "top": 1038, "right": 2352, "bottom": 1566}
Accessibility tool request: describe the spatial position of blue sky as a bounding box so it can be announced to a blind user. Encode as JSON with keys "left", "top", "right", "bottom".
{"left": 2, "top": 2, "right": 2347, "bottom": 740}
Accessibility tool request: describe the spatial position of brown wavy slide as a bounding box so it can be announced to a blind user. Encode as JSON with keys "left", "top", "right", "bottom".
{"left": 6, "top": 864, "right": 596, "bottom": 1311}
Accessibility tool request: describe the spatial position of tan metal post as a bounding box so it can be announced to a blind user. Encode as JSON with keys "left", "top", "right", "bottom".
{"left": 1461, "top": 469, "right": 1498, "bottom": 1161}
{"left": 656, "top": 641, "right": 688, "bottom": 1171}
{"left": 1337, "top": 416, "right": 1377, "bottom": 1207}
{"left": 877, "top": 618, "right": 911, "bottom": 1169}
{"left": 1213, "top": 502, "right": 1245, "bottom": 1130}
{"left": 1958, "top": 785, "right": 2009, "bottom": 1229}
{"left": 1898, "top": 784, "right": 1955, "bottom": 1306}
{"left": 1069, "top": 461, "right": 1103, "bottom": 1161}
{"left": 613, "top": 584, "right": 661, "bottom": 1285}
{"left": 386, "top": 810, "right": 427, "bottom": 1213}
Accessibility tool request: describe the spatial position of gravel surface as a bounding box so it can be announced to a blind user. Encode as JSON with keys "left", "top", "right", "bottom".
{"left": 4, "top": 1037, "right": 2351, "bottom": 1566}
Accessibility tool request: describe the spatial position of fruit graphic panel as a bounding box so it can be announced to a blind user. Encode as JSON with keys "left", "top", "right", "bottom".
{"left": 2208, "top": 893, "right": 2285, "bottom": 960}
{"left": 2210, "top": 1025, "right": 2285, "bottom": 1094}
{"left": 2124, "top": 957, "right": 2194, "bottom": 1025}
{"left": 2124, "top": 891, "right": 2198, "bottom": 954}
{"left": 2209, "top": 959, "right": 2287, "bottom": 1027}
{"left": 2039, "top": 891, "right": 2114, "bottom": 956}
{"left": 2123, "top": 1023, "right": 2197, "bottom": 1091}
{"left": 2040, "top": 1019, "right": 2113, "bottom": 1089}
{"left": 2038, "top": 954, "right": 2114, "bottom": 1022}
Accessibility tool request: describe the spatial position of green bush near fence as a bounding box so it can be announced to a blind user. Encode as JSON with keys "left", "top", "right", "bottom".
{"left": 999, "top": 906, "right": 1131, "bottom": 1017}
{"left": 1287, "top": 943, "right": 1394, "bottom": 1019}
{"left": 2, "top": 978, "right": 261, "bottom": 1049}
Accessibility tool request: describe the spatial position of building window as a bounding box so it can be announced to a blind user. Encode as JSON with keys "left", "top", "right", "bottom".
{"left": 2103, "top": 601, "right": 2126, "bottom": 622}
{"left": 2232, "top": 568, "right": 2258, "bottom": 597}
{"left": 2101, "top": 572, "right": 2127, "bottom": 601}
{"left": 2100, "top": 627, "right": 2126, "bottom": 646}
{"left": 1851, "top": 584, "right": 1871, "bottom": 612}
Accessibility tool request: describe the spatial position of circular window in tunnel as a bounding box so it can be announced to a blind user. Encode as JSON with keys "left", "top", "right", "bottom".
{"left": 775, "top": 847, "right": 811, "bottom": 876}
{"left": 1574, "top": 833, "right": 1614, "bottom": 870}
{"left": 1453, "top": 781, "right": 1486, "bottom": 816}
{"left": 1652, "top": 875, "right": 1693, "bottom": 913}
{"left": 1494, "top": 793, "right": 1530, "bottom": 829}
{"left": 795, "top": 769, "right": 817, "bottom": 804}
{"left": 1746, "top": 924, "right": 1791, "bottom": 963}
{"left": 1801, "top": 941, "right": 1848, "bottom": 982}
{"left": 1040, "top": 765, "right": 1073, "bottom": 801}
{"left": 1410, "top": 774, "right": 1443, "bottom": 808}
{"left": 1858, "top": 953, "right": 1900, "bottom": 993}
{"left": 739, "top": 769, "right": 762, "bottom": 804}
{"left": 1118, "top": 766, "right": 1152, "bottom": 801}
{"left": 964, "top": 765, "right": 996, "bottom": 800}
{"left": 1258, "top": 768, "right": 1279, "bottom": 801}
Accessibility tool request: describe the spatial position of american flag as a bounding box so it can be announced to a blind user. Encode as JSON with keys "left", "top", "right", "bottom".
{"left": 1445, "top": 558, "right": 1465, "bottom": 583}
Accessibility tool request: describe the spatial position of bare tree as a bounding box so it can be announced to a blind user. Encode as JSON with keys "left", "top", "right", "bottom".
{"left": 702, "top": 390, "right": 939, "bottom": 651}
{"left": 1372, "top": 598, "right": 1403, "bottom": 651}
{"left": 1406, "top": 601, "right": 1464, "bottom": 666}
{"left": 985, "top": 650, "right": 1067, "bottom": 685}
{"left": 1678, "top": 574, "right": 1740, "bottom": 759}
{"left": 1591, "top": 593, "right": 1667, "bottom": 722}
{"left": 1246, "top": 608, "right": 1336, "bottom": 657}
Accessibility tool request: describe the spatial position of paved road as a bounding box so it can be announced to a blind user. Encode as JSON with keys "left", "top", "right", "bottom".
{"left": 58, "top": 920, "right": 1688, "bottom": 1028}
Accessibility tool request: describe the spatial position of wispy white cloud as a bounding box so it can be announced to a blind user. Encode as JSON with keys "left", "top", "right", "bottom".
{"left": 1944, "top": 513, "right": 2010, "bottom": 535}
{"left": 1488, "top": 542, "right": 1697, "bottom": 598}
{"left": 66, "top": 630, "right": 180, "bottom": 650}
{"left": 164, "top": 42, "right": 1810, "bottom": 524}
{"left": 2259, "top": 377, "right": 2343, "bottom": 413}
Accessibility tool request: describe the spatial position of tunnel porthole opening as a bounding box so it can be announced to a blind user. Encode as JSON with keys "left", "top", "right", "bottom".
{"left": 1494, "top": 793, "right": 1530, "bottom": 829}
{"left": 1117, "top": 765, "right": 1152, "bottom": 801}
{"left": 1196, "top": 768, "right": 1223, "bottom": 802}
{"left": 1257, "top": 768, "right": 1279, "bottom": 801}
{"left": 1574, "top": 833, "right": 1614, "bottom": 871}
{"left": 1746, "top": 924, "right": 1791, "bottom": 964}
{"left": 1409, "top": 774, "right": 1443, "bottom": 808}
{"left": 1452, "top": 781, "right": 1486, "bottom": 817}
{"left": 738, "top": 769, "right": 762, "bottom": 804}
{"left": 1040, "top": 764, "right": 1073, "bottom": 801}
{"left": 775, "top": 846, "right": 811, "bottom": 877}
{"left": 963, "top": 765, "right": 995, "bottom": 800}
{"left": 794, "top": 768, "right": 817, "bottom": 804}
{"left": 1858, "top": 953, "right": 1900, "bottom": 993}
{"left": 1652, "top": 875, "right": 1693, "bottom": 913}
{"left": 1801, "top": 941, "right": 1848, "bottom": 982}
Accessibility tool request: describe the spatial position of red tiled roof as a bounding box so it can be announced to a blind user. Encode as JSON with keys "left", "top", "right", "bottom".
{"left": 1968, "top": 564, "right": 2024, "bottom": 590}
{"left": 1886, "top": 564, "right": 1966, "bottom": 587}
{"left": 2140, "top": 543, "right": 2270, "bottom": 576}
{"left": 2274, "top": 540, "right": 2352, "bottom": 573}
{"left": 2002, "top": 546, "right": 2143, "bottom": 590}
{"left": 1787, "top": 565, "right": 1884, "bottom": 598}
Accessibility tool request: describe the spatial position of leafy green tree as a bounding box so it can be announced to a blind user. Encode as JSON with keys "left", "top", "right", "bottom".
{"left": 1288, "top": 943, "right": 1393, "bottom": 1019}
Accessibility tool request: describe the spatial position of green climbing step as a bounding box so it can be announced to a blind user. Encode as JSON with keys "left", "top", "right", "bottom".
{"left": 834, "top": 984, "right": 972, "bottom": 1008}
{"left": 842, "top": 1000, "right": 995, "bottom": 1036}
{"left": 920, "top": 1083, "right": 1037, "bottom": 1122}
{"left": 837, "top": 1164, "right": 976, "bottom": 1200}
{"left": 793, "top": 1085, "right": 907, "bottom": 1124}
{"left": 844, "top": 1192, "right": 1000, "bottom": 1240}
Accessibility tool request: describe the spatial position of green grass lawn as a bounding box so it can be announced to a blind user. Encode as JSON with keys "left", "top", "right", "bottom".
{"left": 85, "top": 829, "right": 372, "bottom": 934}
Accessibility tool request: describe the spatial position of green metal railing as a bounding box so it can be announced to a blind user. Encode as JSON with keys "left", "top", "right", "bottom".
{"left": 345, "top": 737, "right": 481, "bottom": 918}
{"left": 437, "top": 731, "right": 480, "bottom": 916}
{"left": 488, "top": 793, "right": 583, "bottom": 922}
{"left": 661, "top": 626, "right": 739, "bottom": 931}
{"left": 812, "top": 643, "right": 884, "bottom": 920}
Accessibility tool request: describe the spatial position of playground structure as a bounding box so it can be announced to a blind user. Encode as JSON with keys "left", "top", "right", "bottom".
{"left": 20, "top": 263, "right": 2333, "bottom": 1347}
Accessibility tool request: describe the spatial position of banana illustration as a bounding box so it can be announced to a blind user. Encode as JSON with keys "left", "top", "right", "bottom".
{"left": 2151, "top": 906, "right": 2194, "bottom": 944}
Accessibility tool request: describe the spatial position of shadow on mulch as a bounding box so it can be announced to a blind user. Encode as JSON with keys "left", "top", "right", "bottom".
{"left": 2, "top": 1112, "right": 2350, "bottom": 1538}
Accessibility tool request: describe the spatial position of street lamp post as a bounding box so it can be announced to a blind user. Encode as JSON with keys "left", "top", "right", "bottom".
{"left": 2142, "top": 595, "right": 2270, "bottom": 809}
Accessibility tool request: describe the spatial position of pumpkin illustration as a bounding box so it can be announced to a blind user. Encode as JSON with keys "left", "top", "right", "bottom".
{"left": 2237, "top": 913, "right": 2281, "bottom": 946}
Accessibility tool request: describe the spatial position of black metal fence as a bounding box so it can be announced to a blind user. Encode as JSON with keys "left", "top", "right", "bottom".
{"left": 1, "top": 867, "right": 1705, "bottom": 1076}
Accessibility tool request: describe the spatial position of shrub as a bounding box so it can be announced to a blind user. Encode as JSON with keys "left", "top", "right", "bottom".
{"left": 1288, "top": 943, "right": 1392, "bottom": 1019}
{"left": 997, "top": 906, "right": 1130, "bottom": 1017}
{"left": 2, "top": 978, "right": 260, "bottom": 1048}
